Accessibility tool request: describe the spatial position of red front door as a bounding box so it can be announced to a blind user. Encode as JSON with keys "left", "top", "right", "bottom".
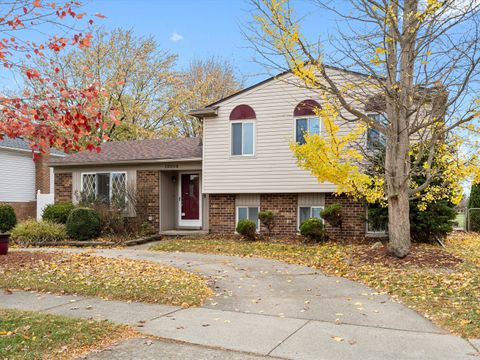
{"left": 181, "top": 173, "right": 200, "bottom": 221}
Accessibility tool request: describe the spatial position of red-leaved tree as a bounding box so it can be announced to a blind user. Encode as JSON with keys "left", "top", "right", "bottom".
{"left": 0, "top": 0, "right": 116, "bottom": 158}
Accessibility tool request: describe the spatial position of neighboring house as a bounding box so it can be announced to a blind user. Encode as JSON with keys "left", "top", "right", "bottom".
{"left": 0, "top": 137, "right": 64, "bottom": 220}
{"left": 50, "top": 68, "right": 382, "bottom": 239}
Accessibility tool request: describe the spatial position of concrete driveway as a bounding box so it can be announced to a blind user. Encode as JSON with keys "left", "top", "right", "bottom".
{"left": 8, "top": 248, "right": 480, "bottom": 359}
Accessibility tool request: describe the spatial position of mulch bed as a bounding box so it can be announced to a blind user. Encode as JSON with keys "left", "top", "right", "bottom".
{"left": 354, "top": 244, "right": 463, "bottom": 269}
{"left": 0, "top": 251, "right": 55, "bottom": 269}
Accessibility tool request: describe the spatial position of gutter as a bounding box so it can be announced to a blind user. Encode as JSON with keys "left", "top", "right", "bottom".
{"left": 49, "top": 157, "right": 203, "bottom": 167}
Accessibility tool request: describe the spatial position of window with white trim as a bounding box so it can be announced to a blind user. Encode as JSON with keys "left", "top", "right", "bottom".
{"left": 295, "top": 117, "right": 320, "bottom": 145}
{"left": 367, "top": 113, "right": 387, "bottom": 150}
{"left": 298, "top": 206, "right": 323, "bottom": 228}
{"left": 232, "top": 121, "right": 255, "bottom": 156}
{"left": 236, "top": 206, "right": 260, "bottom": 230}
{"left": 81, "top": 172, "right": 127, "bottom": 206}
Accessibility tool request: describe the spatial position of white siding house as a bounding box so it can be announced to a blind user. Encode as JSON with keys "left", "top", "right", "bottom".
{"left": 0, "top": 137, "right": 63, "bottom": 219}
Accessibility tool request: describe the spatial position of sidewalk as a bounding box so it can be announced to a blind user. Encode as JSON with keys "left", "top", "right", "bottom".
{"left": 3, "top": 247, "right": 480, "bottom": 359}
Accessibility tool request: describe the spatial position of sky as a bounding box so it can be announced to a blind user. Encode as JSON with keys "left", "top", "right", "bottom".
{"left": 79, "top": 0, "right": 335, "bottom": 86}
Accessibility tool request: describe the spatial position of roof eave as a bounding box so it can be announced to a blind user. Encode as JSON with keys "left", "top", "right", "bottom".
{"left": 188, "top": 106, "right": 219, "bottom": 118}
{"left": 49, "top": 157, "right": 203, "bottom": 167}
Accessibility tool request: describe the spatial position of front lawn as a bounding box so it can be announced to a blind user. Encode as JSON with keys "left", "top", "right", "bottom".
{"left": 151, "top": 234, "right": 480, "bottom": 338}
{"left": 0, "top": 308, "right": 135, "bottom": 359}
{"left": 0, "top": 251, "right": 212, "bottom": 307}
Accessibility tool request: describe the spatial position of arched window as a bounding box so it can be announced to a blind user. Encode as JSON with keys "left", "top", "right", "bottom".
{"left": 229, "top": 104, "right": 256, "bottom": 120}
{"left": 294, "top": 100, "right": 321, "bottom": 144}
{"left": 230, "top": 105, "right": 255, "bottom": 156}
{"left": 293, "top": 99, "right": 321, "bottom": 117}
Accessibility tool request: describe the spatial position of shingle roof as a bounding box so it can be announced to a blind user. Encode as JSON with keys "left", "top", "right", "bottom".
{"left": 50, "top": 137, "right": 202, "bottom": 166}
{"left": 0, "top": 137, "right": 64, "bottom": 156}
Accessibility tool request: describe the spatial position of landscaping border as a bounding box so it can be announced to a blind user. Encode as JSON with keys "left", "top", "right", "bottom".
{"left": 24, "top": 235, "right": 161, "bottom": 247}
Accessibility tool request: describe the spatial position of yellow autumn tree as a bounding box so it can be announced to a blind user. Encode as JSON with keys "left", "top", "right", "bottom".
{"left": 250, "top": 0, "right": 480, "bottom": 257}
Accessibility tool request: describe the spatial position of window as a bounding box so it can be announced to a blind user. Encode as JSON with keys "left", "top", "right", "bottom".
{"left": 298, "top": 206, "right": 323, "bottom": 228}
{"left": 295, "top": 117, "right": 320, "bottom": 144}
{"left": 232, "top": 121, "right": 254, "bottom": 155}
{"left": 367, "top": 113, "right": 386, "bottom": 150}
{"left": 236, "top": 206, "right": 260, "bottom": 230}
{"left": 230, "top": 105, "right": 256, "bottom": 156}
{"left": 81, "top": 172, "right": 127, "bottom": 206}
{"left": 366, "top": 204, "right": 388, "bottom": 234}
{"left": 294, "top": 100, "right": 322, "bottom": 145}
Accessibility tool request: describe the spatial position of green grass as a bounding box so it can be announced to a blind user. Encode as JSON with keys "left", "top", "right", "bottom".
{"left": 1, "top": 251, "right": 213, "bottom": 307}
{"left": 0, "top": 308, "right": 134, "bottom": 360}
{"left": 151, "top": 236, "right": 480, "bottom": 338}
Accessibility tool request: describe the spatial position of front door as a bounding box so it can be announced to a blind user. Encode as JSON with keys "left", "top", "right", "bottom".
{"left": 179, "top": 173, "right": 201, "bottom": 227}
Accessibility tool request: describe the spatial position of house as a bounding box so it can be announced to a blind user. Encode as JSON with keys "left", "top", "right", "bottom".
{"left": 0, "top": 137, "right": 64, "bottom": 220}
{"left": 51, "top": 68, "right": 380, "bottom": 239}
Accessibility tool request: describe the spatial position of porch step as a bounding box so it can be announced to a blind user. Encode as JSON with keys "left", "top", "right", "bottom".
{"left": 159, "top": 230, "right": 209, "bottom": 237}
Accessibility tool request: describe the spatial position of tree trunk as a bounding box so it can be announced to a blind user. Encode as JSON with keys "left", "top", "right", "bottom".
{"left": 387, "top": 188, "right": 411, "bottom": 258}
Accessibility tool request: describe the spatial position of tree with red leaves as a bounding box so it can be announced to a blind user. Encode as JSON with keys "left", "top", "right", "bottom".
{"left": 0, "top": 0, "right": 115, "bottom": 158}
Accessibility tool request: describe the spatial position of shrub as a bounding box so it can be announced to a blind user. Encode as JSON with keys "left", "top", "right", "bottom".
{"left": 66, "top": 207, "right": 101, "bottom": 241}
{"left": 10, "top": 220, "right": 67, "bottom": 246}
{"left": 236, "top": 219, "right": 257, "bottom": 241}
{"left": 410, "top": 200, "right": 456, "bottom": 243}
{"left": 42, "top": 202, "right": 75, "bottom": 224}
{"left": 0, "top": 205, "right": 17, "bottom": 233}
{"left": 321, "top": 204, "right": 343, "bottom": 228}
{"left": 258, "top": 210, "right": 275, "bottom": 236}
{"left": 300, "top": 218, "right": 325, "bottom": 243}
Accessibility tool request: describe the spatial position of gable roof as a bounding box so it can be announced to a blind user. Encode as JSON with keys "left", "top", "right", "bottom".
{"left": 189, "top": 65, "right": 371, "bottom": 117}
{"left": 0, "top": 137, "right": 64, "bottom": 156}
{"left": 50, "top": 137, "right": 202, "bottom": 166}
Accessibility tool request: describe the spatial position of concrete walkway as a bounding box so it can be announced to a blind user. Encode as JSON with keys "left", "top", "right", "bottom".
{"left": 8, "top": 248, "right": 480, "bottom": 359}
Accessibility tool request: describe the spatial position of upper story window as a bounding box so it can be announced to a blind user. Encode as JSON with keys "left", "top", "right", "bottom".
{"left": 367, "top": 113, "right": 387, "bottom": 150}
{"left": 294, "top": 100, "right": 321, "bottom": 145}
{"left": 230, "top": 105, "right": 256, "bottom": 156}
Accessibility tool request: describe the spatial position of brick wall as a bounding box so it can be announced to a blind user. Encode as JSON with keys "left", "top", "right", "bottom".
{"left": 35, "top": 151, "right": 50, "bottom": 194}
{"left": 325, "top": 193, "right": 366, "bottom": 240}
{"left": 209, "top": 194, "right": 235, "bottom": 233}
{"left": 137, "top": 170, "right": 160, "bottom": 233}
{"left": 208, "top": 192, "right": 367, "bottom": 240}
{"left": 54, "top": 173, "right": 72, "bottom": 203}
{"left": 260, "top": 194, "right": 297, "bottom": 236}
{"left": 0, "top": 201, "right": 36, "bottom": 220}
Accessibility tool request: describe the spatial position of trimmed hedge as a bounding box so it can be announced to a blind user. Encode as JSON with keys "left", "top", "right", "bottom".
{"left": 258, "top": 210, "right": 275, "bottom": 236}
{"left": 321, "top": 204, "right": 342, "bottom": 228}
{"left": 66, "top": 207, "right": 101, "bottom": 241}
{"left": 299, "top": 218, "right": 325, "bottom": 242}
{"left": 0, "top": 204, "right": 17, "bottom": 233}
{"left": 236, "top": 219, "right": 257, "bottom": 241}
{"left": 42, "top": 202, "right": 75, "bottom": 224}
{"left": 10, "top": 220, "right": 67, "bottom": 246}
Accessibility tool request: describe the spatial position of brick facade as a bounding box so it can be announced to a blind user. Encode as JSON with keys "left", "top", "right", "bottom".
{"left": 136, "top": 170, "right": 160, "bottom": 232}
{"left": 260, "top": 194, "right": 297, "bottom": 236}
{"left": 208, "top": 192, "right": 367, "bottom": 240}
{"left": 54, "top": 173, "right": 72, "bottom": 203}
{"left": 325, "top": 193, "right": 366, "bottom": 240}
{"left": 35, "top": 152, "right": 50, "bottom": 194}
{"left": 0, "top": 201, "right": 36, "bottom": 220}
{"left": 209, "top": 194, "right": 235, "bottom": 233}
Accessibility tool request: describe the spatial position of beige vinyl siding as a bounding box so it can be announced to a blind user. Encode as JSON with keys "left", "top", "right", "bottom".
{"left": 203, "top": 70, "right": 360, "bottom": 194}
{"left": 160, "top": 171, "right": 177, "bottom": 231}
{"left": 298, "top": 193, "right": 325, "bottom": 206}
{"left": 235, "top": 194, "right": 260, "bottom": 206}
